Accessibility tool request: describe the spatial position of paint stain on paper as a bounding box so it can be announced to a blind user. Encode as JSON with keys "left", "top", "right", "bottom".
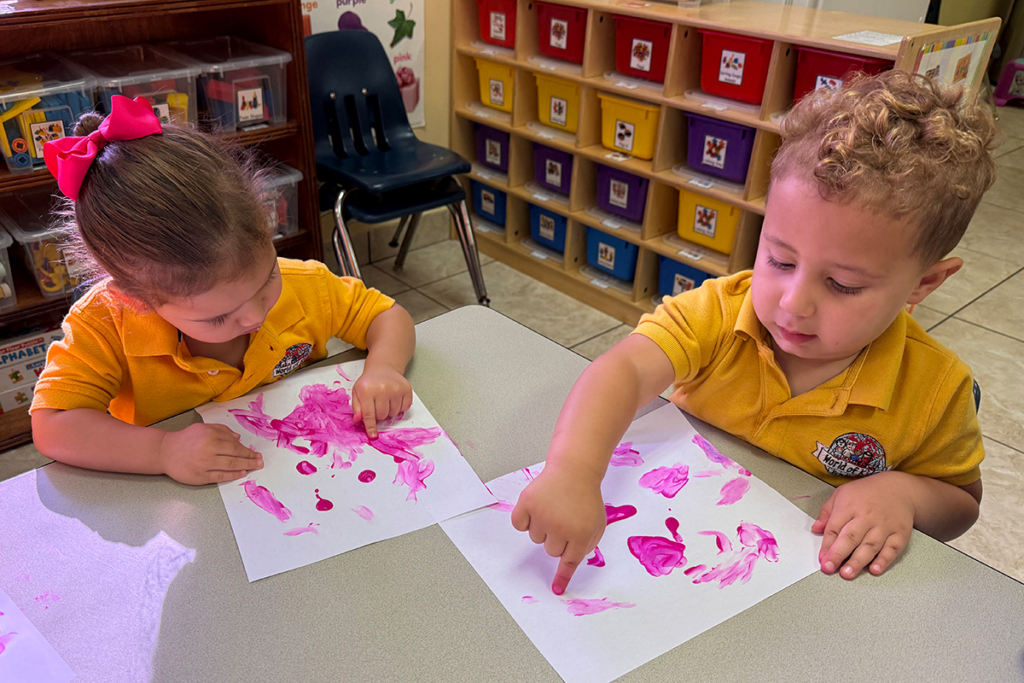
{"left": 241, "top": 480, "right": 292, "bottom": 522}
{"left": 691, "top": 522, "right": 779, "bottom": 588}
{"left": 562, "top": 598, "right": 636, "bottom": 616}
{"left": 610, "top": 441, "right": 644, "bottom": 467}
{"left": 605, "top": 504, "right": 638, "bottom": 525}
{"left": 352, "top": 505, "right": 374, "bottom": 520}
{"left": 522, "top": 595, "right": 539, "bottom": 604}
{"left": 587, "top": 547, "right": 606, "bottom": 567}
{"left": 358, "top": 469, "right": 376, "bottom": 483}
{"left": 314, "top": 489, "right": 334, "bottom": 512}
{"left": 394, "top": 459, "right": 435, "bottom": 501}
{"left": 693, "top": 434, "right": 751, "bottom": 476}
{"left": 717, "top": 477, "right": 751, "bottom": 506}
{"left": 33, "top": 591, "right": 60, "bottom": 610}
{"left": 0, "top": 630, "right": 15, "bottom": 654}
{"left": 638, "top": 463, "right": 689, "bottom": 498}
{"left": 627, "top": 535, "right": 687, "bottom": 577}
{"left": 284, "top": 523, "right": 320, "bottom": 536}
{"left": 296, "top": 461, "right": 317, "bottom": 475}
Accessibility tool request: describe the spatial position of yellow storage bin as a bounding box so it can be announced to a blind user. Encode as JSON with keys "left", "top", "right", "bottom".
{"left": 677, "top": 190, "right": 741, "bottom": 254}
{"left": 534, "top": 73, "right": 581, "bottom": 133}
{"left": 598, "top": 92, "right": 660, "bottom": 160}
{"left": 475, "top": 58, "right": 515, "bottom": 113}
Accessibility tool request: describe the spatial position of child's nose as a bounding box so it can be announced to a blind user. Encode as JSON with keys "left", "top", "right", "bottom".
{"left": 779, "top": 282, "right": 815, "bottom": 318}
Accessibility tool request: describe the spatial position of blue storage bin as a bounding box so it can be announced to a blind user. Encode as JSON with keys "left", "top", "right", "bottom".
{"left": 586, "top": 227, "right": 637, "bottom": 281}
{"left": 659, "top": 256, "right": 713, "bottom": 296}
{"left": 472, "top": 180, "right": 507, "bottom": 227}
{"left": 529, "top": 204, "right": 567, "bottom": 252}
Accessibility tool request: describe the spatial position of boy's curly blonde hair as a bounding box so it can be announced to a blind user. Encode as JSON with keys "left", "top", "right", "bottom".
{"left": 770, "top": 70, "right": 997, "bottom": 265}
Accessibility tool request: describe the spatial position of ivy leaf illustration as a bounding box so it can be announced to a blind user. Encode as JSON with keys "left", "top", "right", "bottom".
{"left": 388, "top": 8, "right": 416, "bottom": 47}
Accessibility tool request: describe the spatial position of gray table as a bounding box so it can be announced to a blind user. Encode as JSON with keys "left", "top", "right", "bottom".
{"left": 3, "top": 306, "right": 1023, "bottom": 682}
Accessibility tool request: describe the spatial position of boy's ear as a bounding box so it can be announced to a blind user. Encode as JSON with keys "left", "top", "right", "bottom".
{"left": 907, "top": 256, "right": 963, "bottom": 306}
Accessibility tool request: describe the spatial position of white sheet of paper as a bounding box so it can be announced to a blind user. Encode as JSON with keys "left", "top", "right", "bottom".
{"left": 440, "top": 403, "right": 820, "bottom": 683}
{"left": 197, "top": 360, "right": 496, "bottom": 582}
{"left": 0, "top": 588, "right": 74, "bottom": 683}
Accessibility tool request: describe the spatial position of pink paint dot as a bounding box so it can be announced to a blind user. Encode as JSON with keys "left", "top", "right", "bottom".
{"left": 314, "top": 489, "right": 334, "bottom": 511}
{"left": 296, "top": 461, "right": 317, "bottom": 475}
{"left": 358, "top": 469, "right": 377, "bottom": 483}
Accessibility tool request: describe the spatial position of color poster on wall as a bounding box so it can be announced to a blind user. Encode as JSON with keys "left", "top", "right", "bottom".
{"left": 301, "top": 0, "right": 426, "bottom": 128}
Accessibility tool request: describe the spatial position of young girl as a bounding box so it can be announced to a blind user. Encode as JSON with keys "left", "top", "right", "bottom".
{"left": 31, "top": 95, "right": 415, "bottom": 486}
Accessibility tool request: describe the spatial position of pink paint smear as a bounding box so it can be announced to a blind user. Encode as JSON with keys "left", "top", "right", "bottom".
{"left": 34, "top": 591, "right": 60, "bottom": 610}
{"left": 691, "top": 522, "right": 779, "bottom": 588}
{"left": 561, "top": 598, "right": 636, "bottom": 616}
{"left": 314, "top": 489, "right": 334, "bottom": 511}
{"left": 610, "top": 441, "right": 644, "bottom": 467}
{"left": 605, "top": 504, "right": 637, "bottom": 525}
{"left": 587, "top": 546, "right": 606, "bottom": 567}
{"left": 358, "top": 469, "right": 376, "bottom": 483}
{"left": 241, "top": 480, "right": 292, "bottom": 522}
{"left": 488, "top": 500, "right": 515, "bottom": 513}
{"left": 628, "top": 534, "right": 687, "bottom": 577}
{"left": 639, "top": 463, "right": 689, "bottom": 498}
{"left": 0, "top": 630, "right": 15, "bottom": 655}
{"left": 296, "top": 461, "right": 317, "bottom": 475}
{"left": 284, "top": 522, "right": 320, "bottom": 537}
{"left": 717, "top": 477, "right": 751, "bottom": 506}
{"left": 521, "top": 595, "right": 539, "bottom": 604}
{"left": 336, "top": 366, "right": 351, "bottom": 382}
{"left": 352, "top": 505, "right": 374, "bottom": 520}
{"left": 229, "top": 386, "right": 442, "bottom": 500}
{"left": 693, "top": 434, "right": 751, "bottom": 476}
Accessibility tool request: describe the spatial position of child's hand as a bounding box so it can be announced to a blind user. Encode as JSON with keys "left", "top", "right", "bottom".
{"left": 159, "top": 423, "right": 263, "bottom": 485}
{"left": 511, "top": 465, "right": 607, "bottom": 595}
{"left": 352, "top": 365, "right": 413, "bottom": 439}
{"left": 812, "top": 471, "right": 915, "bottom": 579}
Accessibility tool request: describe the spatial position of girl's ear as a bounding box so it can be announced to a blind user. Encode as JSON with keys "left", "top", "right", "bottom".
{"left": 907, "top": 256, "right": 963, "bottom": 306}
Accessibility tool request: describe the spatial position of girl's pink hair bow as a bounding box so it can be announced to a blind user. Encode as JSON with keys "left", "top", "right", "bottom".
{"left": 43, "top": 95, "right": 163, "bottom": 200}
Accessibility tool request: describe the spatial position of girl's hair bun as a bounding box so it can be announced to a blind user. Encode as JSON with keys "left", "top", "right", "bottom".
{"left": 73, "top": 112, "right": 105, "bottom": 137}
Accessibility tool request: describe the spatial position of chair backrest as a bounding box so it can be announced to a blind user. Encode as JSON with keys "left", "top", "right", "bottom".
{"left": 305, "top": 31, "right": 415, "bottom": 161}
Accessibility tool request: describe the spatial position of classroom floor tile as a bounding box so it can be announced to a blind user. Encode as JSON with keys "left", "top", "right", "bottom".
{"left": 994, "top": 103, "right": 1024, "bottom": 139}
{"left": 959, "top": 201, "right": 1024, "bottom": 268}
{"left": 919, "top": 246, "right": 1018, "bottom": 315}
{"left": 982, "top": 162, "right": 1024, "bottom": 214}
{"left": 0, "top": 441, "right": 50, "bottom": 483}
{"left": 956, "top": 269, "right": 1024, "bottom": 342}
{"left": 570, "top": 324, "right": 634, "bottom": 361}
{"left": 392, "top": 289, "right": 450, "bottom": 324}
{"left": 359, "top": 264, "right": 412, "bottom": 297}
{"left": 375, "top": 238, "right": 494, "bottom": 289}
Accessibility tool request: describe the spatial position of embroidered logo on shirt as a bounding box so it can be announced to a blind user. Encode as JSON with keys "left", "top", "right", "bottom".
{"left": 813, "top": 432, "right": 890, "bottom": 478}
{"left": 273, "top": 343, "right": 312, "bottom": 378}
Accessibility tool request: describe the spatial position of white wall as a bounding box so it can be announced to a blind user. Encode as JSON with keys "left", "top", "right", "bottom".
{"left": 758, "top": 0, "right": 929, "bottom": 23}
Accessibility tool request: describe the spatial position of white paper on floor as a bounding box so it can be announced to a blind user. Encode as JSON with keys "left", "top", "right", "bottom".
{"left": 0, "top": 587, "right": 74, "bottom": 683}
{"left": 440, "top": 403, "right": 820, "bottom": 683}
{"left": 197, "top": 360, "right": 496, "bottom": 582}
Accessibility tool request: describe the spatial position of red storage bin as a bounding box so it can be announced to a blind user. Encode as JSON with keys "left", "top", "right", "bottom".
{"left": 614, "top": 15, "right": 672, "bottom": 84}
{"left": 792, "top": 46, "right": 891, "bottom": 102}
{"left": 699, "top": 29, "right": 773, "bottom": 105}
{"left": 537, "top": 2, "right": 587, "bottom": 65}
{"left": 476, "top": 0, "right": 517, "bottom": 49}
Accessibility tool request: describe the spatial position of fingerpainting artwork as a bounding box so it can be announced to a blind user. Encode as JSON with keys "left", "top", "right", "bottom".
{"left": 0, "top": 588, "right": 74, "bottom": 683}
{"left": 439, "top": 403, "right": 819, "bottom": 683}
{"left": 197, "top": 360, "right": 495, "bottom": 582}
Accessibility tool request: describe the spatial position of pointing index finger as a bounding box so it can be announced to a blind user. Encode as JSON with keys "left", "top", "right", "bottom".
{"left": 552, "top": 545, "right": 587, "bottom": 596}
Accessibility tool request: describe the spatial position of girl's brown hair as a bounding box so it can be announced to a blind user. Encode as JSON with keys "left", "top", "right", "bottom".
{"left": 56, "top": 113, "right": 274, "bottom": 306}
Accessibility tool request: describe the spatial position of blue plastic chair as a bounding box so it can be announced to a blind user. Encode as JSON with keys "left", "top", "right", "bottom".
{"left": 305, "top": 31, "right": 488, "bottom": 304}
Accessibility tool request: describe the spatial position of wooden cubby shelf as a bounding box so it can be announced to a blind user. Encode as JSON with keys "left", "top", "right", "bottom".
{"left": 453, "top": 0, "right": 999, "bottom": 325}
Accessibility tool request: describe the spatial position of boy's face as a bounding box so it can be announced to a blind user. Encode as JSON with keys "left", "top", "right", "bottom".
{"left": 752, "top": 176, "right": 938, "bottom": 367}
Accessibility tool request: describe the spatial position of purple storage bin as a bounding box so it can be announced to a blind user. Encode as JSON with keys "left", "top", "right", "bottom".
{"left": 685, "top": 113, "right": 756, "bottom": 184}
{"left": 596, "top": 164, "right": 649, "bottom": 223}
{"left": 533, "top": 143, "right": 573, "bottom": 195}
{"left": 475, "top": 123, "right": 510, "bottom": 173}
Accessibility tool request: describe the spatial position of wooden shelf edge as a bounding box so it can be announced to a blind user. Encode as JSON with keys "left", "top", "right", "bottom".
{"left": 0, "top": 407, "right": 33, "bottom": 453}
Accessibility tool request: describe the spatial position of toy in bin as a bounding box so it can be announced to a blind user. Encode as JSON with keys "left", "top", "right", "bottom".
{"left": 0, "top": 188, "right": 77, "bottom": 299}
{"left": 0, "top": 227, "right": 16, "bottom": 312}
{"left": 0, "top": 52, "right": 95, "bottom": 174}
{"left": 67, "top": 44, "right": 201, "bottom": 124}
{"left": 262, "top": 162, "right": 303, "bottom": 239}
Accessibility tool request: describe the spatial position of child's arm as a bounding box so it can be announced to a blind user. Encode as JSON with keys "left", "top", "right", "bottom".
{"left": 351, "top": 303, "right": 415, "bottom": 439}
{"left": 32, "top": 408, "right": 263, "bottom": 485}
{"left": 813, "top": 472, "right": 981, "bottom": 580}
{"left": 511, "top": 334, "right": 675, "bottom": 594}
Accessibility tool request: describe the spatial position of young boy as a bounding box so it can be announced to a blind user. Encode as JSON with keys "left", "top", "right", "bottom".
{"left": 511, "top": 71, "right": 996, "bottom": 594}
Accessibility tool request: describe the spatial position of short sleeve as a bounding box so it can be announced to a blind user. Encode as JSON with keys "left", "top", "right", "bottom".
{"left": 896, "top": 364, "right": 983, "bottom": 487}
{"left": 326, "top": 272, "right": 395, "bottom": 349}
{"left": 632, "top": 280, "right": 734, "bottom": 385}
{"left": 31, "top": 308, "right": 126, "bottom": 414}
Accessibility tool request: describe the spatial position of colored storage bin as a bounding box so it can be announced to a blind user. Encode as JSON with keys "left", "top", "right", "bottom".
{"left": 536, "top": 2, "right": 587, "bottom": 65}
{"left": 533, "top": 143, "right": 573, "bottom": 195}
{"left": 659, "top": 256, "right": 713, "bottom": 296}
{"left": 534, "top": 73, "right": 580, "bottom": 133}
{"left": 67, "top": 44, "right": 201, "bottom": 124}
{"left": 0, "top": 227, "right": 15, "bottom": 312}
{"left": 476, "top": 0, "right": 517, "bottom": 49}
{"left": 475, "top": 123, "right": 510, "bottom": 173}
{"left": 686, "top": 113, "right": 756, "bottom": 183}
{"left": 164, "top": 36, "right": 291, "bottom": 131}
{"left": 529, "top": 204, "right": 567, "bottom": 252}
{"left": 587, "top": 227, "right": 638, "bottom": 281}
{"left": 0, "top": 189, "right": 77, "bottom": 300}
{"left": 699, "top": 29, "right": 773, "bottom": 105}
{"left": 793, "top": 46, "right": 891, "bottom": 102}
{"left": 0, "top": 52, "right": 95, "bottom": 175}
{"left": 472, "top": 180, "right": 508, "bottom": 227}
{"left": 614, "top": 15, "right": 672, "bottom": 84}
{"left": 263, "top": 162, "right": 303, "bottom": 239}
{"left": 597, "top": 93, "right": 660, "bottom": 160}
{"left": 475, "top": 59, "right": 515, "bottom": 113}
{"left": 596, "top": 164, "right": 649, "bottom": 223}
{"left": 677, "top": 190, "right": 741, "bottom": 255}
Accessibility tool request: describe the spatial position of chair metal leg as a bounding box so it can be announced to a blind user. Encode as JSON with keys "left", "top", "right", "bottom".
{"left": 332, "top": 189, "right": 362, "bottom": 279}
{"left": 393, "top": 213, "right": 421, "bottom": 273}
{"left": 448, "top": 199, "right": 490, "bottom": 306}
{"left": 389, "top": 214, "right": 413, "bottom": 249}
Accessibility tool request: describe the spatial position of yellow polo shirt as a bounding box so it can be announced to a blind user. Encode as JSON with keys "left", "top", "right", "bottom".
{"left": 32, "top": 258, "right": 394, "bottom": 427}
{"left": 635, "top": 271, "right": 983, "bottom": 487}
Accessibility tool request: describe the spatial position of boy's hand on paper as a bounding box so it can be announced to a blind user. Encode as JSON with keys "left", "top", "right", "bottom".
{"left": 159, "top": 423, "right": 263, "bottom": 486}
{"left": 511, "top": 465, "right": 607, "bottom": 595}
{"left": 812, "top": 471, "right": 914, "bottom": 579}
{"left": 352, "top": 365, "right": 413, "bottom": 440}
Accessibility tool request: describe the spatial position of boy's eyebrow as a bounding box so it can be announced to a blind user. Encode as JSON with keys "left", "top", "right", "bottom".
{"left": 194, "top": 261, "right": 277, "bottom": 323}
{"left": 765, "top": 235, "right": 877, "bottom": 279}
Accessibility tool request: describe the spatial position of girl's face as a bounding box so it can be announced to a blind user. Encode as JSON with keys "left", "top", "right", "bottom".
{"left": 154, "top": 247, "right": 282, "bottom": 344}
